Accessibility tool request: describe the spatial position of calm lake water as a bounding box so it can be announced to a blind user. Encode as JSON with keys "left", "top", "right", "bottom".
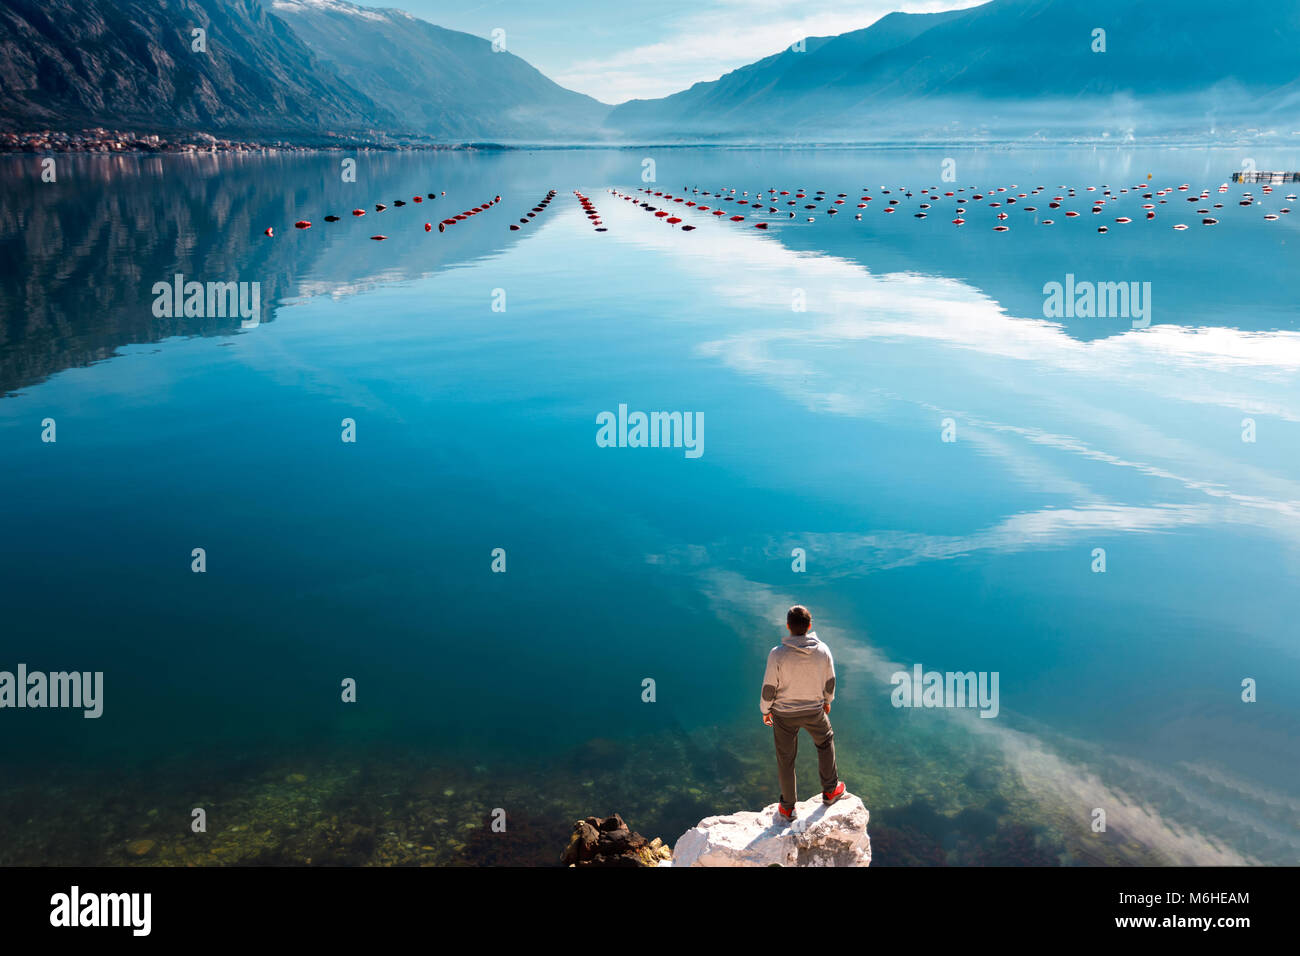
{"left": 1, "top": 146, "right": 1297, "bottom": 866}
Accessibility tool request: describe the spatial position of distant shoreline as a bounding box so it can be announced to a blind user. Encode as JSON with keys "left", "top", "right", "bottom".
{"left": 2, "top": 129, "right": 1293, "bottom": 155}
{"left": 0, "top": 129, "right": 517, "bottom": 154}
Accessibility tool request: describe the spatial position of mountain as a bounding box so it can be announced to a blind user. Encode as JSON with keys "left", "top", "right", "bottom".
{"left": 608, "top": 9, "right": 963, "bottom": 134}
{"left": 264, "top": 0, "right": 611, "bottom": 141}
{"left": 0, "top": 0, "right": 609, "bottom": 143}
{"left": 4, "top": 0, "right": 1295, "bottom": 145}
{"left": 607, "top": 0, "right": 1300, "bottom": 141}
{"left": 0, "top": 0, "right": 392, "bottom": 138}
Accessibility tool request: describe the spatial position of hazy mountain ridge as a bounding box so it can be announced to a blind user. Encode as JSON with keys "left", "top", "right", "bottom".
{"left": 606, "top": 0, "right": 1300, "bottom": 141}
{"left": 609, "top": 10, "right": 964, "bottom": 130}
{"left": 266, "top": 0, "right": 611, "bottom": 141}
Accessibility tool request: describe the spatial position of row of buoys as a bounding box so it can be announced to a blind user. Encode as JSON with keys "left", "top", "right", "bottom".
{"left": 632, "top": 186, "right": 775, "bottom": 230}
{"left": 434, "top": 195, "right": 501, "bottom": 233}
{"left": 611, "top": 188, "right": 697, "bottom": 230}
{"left": 691, "top": 184, "right": 852, "bottom": 223}
{"left": 264, "top": 189, "right": 450, "bottom": 238}
{"left": 692, "top": 184, "right": 813, "bottom": 222}
{"left": 575, "top": 190, "right": 607, "bottom": 231}
{"left": 508, "top": 189, "right": 558, "bottom": 231}
{"left": 681, "top": 180, "right": 1292, "bottom": 232}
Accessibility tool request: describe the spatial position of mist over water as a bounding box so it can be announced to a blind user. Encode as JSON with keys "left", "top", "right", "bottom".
{"left": 1, "top": 146, "right": 1297, "bottom": 865}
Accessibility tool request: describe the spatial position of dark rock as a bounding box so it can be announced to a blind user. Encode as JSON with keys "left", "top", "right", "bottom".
{"left": 562, "top": 813, "right": 670, "bottom": 867}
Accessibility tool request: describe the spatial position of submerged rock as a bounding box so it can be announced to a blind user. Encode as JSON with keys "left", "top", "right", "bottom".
{"left": 671, "top": 794, "right": 871, "bottom": 867}
{"left": 562, "top": 813, "right": 672, "bottom": 867}
{"left": 126, "top": 839, "right": 156, "bottom": 857}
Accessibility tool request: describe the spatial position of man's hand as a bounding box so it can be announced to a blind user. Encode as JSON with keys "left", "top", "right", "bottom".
{"left": 763, "top": 713, "right": 773, "bottom": 726}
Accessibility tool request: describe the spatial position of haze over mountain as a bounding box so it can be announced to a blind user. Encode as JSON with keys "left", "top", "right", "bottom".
{"left": 265, "top": 0, "right": 610, "bottom": 141}
{"left": 607, "top": 0, "right": 1300, "bottom": 141}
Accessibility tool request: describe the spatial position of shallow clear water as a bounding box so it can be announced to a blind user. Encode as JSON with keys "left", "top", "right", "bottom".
{"left": 1, "top": 147, "right": 1298, "bottom": 865}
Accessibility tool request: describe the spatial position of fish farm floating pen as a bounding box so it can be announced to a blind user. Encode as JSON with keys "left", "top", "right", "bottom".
{"left": 1231, "top": 171, "right": 1300, "bottom": 183}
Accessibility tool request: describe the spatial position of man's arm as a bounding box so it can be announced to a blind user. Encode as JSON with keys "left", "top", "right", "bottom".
{"left": 823, "top": 647, "right": 836, "bottom": 712}
{"left": 760, "top": 649, "right": 780, "bottom": 717}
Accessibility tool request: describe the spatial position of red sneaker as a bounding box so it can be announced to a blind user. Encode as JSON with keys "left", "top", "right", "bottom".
{"left": 823, "top": 782, "right": 846, "bottom": 804}
{"left": 776, "top": 804, "right": 796, "bottom": 822}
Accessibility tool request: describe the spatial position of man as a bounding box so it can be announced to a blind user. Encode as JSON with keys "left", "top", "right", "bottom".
{"left": 760, "top": 605, "right": 846, "bottom": 821}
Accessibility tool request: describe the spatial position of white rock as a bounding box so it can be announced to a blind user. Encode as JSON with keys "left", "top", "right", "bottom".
{"left": 671, "top": 794, "right": 870, "bottom": 867}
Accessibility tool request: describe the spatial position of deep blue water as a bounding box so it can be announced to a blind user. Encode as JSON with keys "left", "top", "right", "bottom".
{"left": 1, "top": 147, "right": 1298, "bottom": 865}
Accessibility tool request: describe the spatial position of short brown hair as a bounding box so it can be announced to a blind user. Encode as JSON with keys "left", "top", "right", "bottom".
{"left": 787, "top": 605, "right": 812, "bottom": 636}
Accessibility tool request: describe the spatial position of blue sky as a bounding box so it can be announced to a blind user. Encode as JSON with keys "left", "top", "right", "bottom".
{"left": 349, "top": 0, "right": 982, "bottom": 103}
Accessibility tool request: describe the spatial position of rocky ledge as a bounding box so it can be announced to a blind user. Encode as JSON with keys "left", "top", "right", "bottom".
{"left": 670, "top": 794, "right": 871, "bottom": 867}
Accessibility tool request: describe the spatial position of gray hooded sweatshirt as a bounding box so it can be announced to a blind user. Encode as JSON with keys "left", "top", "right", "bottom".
{"left": 760, "top": 631, "right": 836, "bottom": 716}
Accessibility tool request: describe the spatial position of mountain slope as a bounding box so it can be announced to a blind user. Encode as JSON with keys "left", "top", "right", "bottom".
{"left": 0, "top": 0, "right": 392, "bottom": 136}
{"left": 265, "top": 0, "right": 611, "bottom": 141}
{"left": 607, "top": 0, "right": 1300, "bottom": 141}
{"left": 610, "top": 9, "right": 963, "bottom": 132}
